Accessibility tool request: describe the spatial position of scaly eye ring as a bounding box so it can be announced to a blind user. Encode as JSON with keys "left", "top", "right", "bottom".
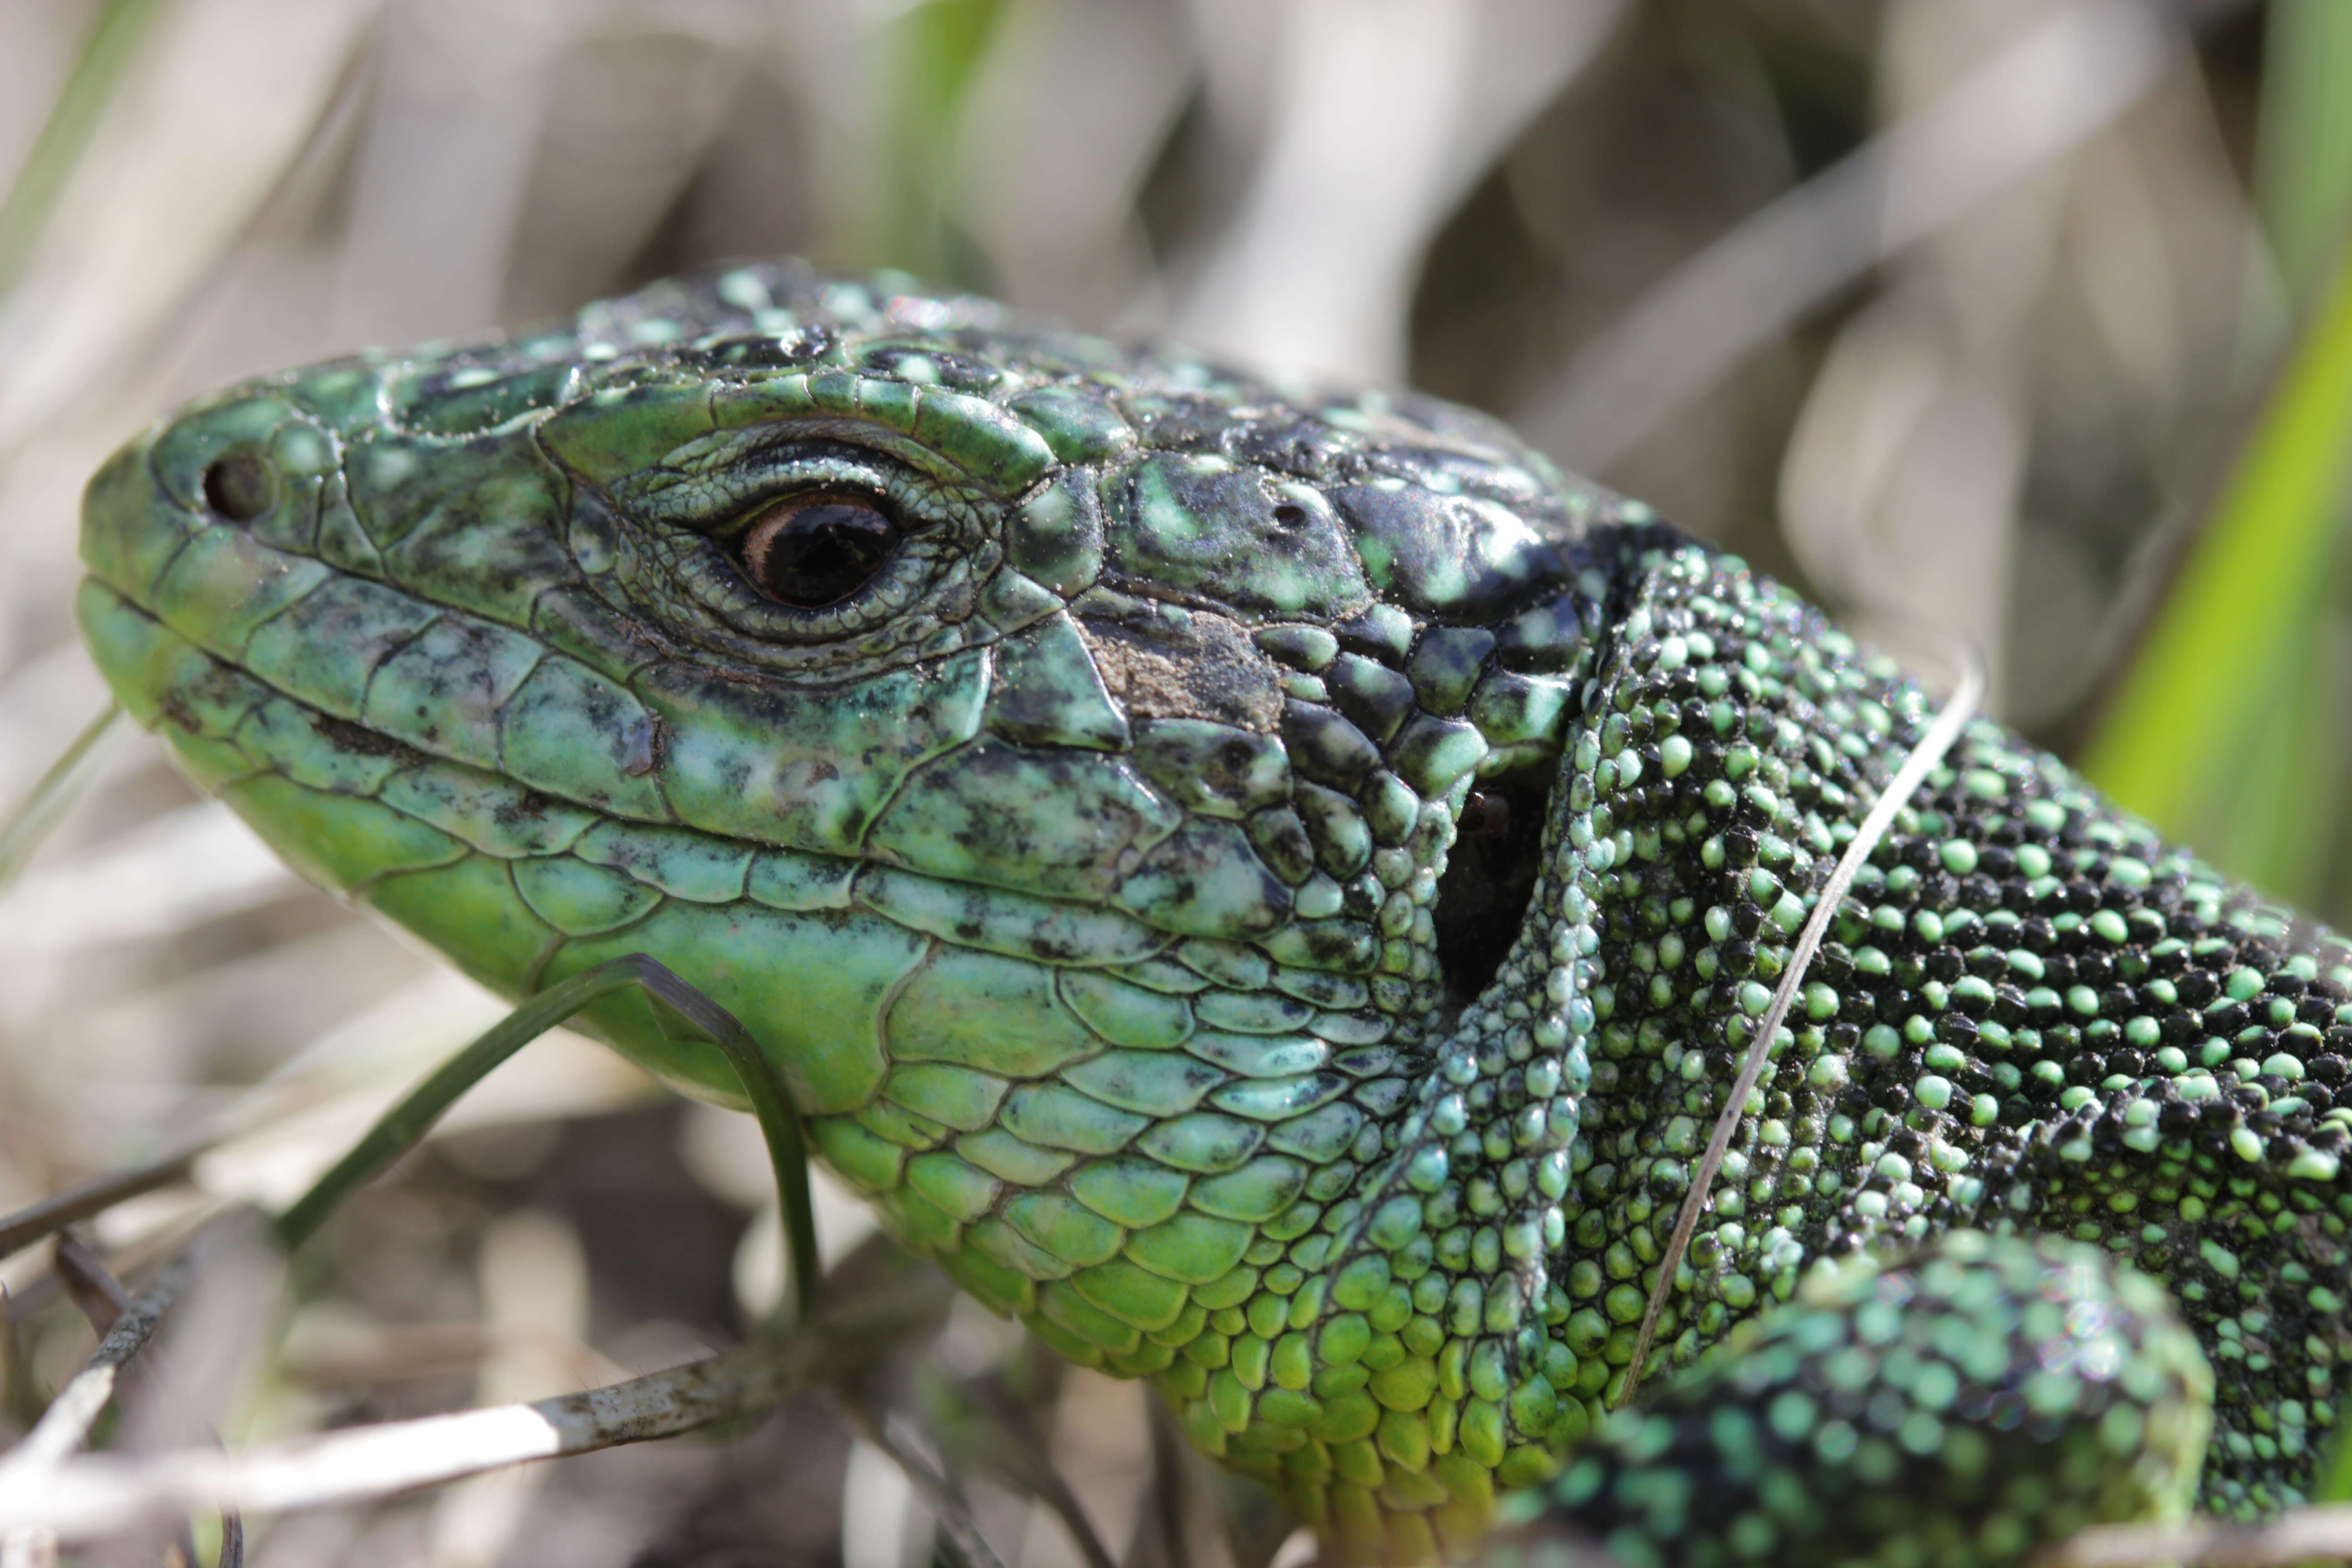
{"left": 733, "top": 493, "right": 904, "bottom": 607}
{"left": 596, "top": 434, "right": 988, "bottom": 662}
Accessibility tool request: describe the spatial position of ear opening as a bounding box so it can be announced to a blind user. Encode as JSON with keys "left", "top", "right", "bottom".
{"left": 1431, "top": 754, "right": 1555, "bottom": 1009}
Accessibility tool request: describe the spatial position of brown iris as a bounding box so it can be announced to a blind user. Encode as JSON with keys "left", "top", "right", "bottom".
{"left": 734, "top": 494, "right": 902, "bottom": 607}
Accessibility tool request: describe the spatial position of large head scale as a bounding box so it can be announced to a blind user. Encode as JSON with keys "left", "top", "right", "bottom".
{"left": 78, "top": 260, "right": 1631, "bottom": 1364}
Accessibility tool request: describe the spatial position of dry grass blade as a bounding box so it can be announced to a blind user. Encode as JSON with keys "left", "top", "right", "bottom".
{"left": 0, "top": 1287, "right": 34, "bottom": 1436}
{"left": 847, "top": 1406, "right": 1008, "bottom": 1568}
{"left": 51, "top": 1232, "right": 130, "bottom": 1336}
{"left": 1170, "top": 0, "right": 1623, "bottom": 381}
{"left": 1524, "top": 0, "right": 2180, "bottom": 471}
{"left": 0, "top": 1258, "right": 951, "bottom": 1543}
{"left": 1139, "top": 1403, "right": 1199, "bottom": 1568}
{"left": 954, "top": 1372, "right": 1122, "bottom": 1568}
{"left": 0, "top": 1237, "right": 191, "bottom": 1484}
{"left": 1622, "top": 647, "right": 1986, "bottom": 1399}
{"left": 2052, "top": 1505, "right": 2352, "bottom": 1567}
{"left": 0, "top": 1146, "right": 206, "bottom": 1265}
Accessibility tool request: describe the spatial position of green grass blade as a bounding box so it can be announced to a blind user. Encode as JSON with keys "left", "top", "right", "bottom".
{"left": 2257, "top": 0, "right": 2352, "bottom": 310}
{"left": 2317, "top": 1405, "right": 2352, "bottom": 1504}
{"left": 0, "top": 702, "right": 123, "bottom": 895}
{"left": 0, "top": 0, "right": 169, "bottom": 296}
{"left": 875, "top": 0, "right": 1012, "bottom": 279}
{"left": 634, "top": 960, "right": 822, "bottom": 1323}
{"left": 276, "top": 955, "right": 821, "bottom": 1321}
{"left": 2080, "top": 244, "right": 2352, "bottom": 908}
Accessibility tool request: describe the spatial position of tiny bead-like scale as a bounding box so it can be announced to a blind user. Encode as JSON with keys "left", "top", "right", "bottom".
{"left": 77, "top": 260, "right": 2348, "bottom": 1566}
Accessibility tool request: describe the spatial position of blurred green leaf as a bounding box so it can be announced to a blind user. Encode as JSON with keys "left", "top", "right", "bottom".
{"left": 2318, "top": 1408, "right": 2352, "bottom": 1504}
{"left": 0, "top": 0, "right": 167, "bottom": 297}
{"left": 2082, "top": 243, "right": 2352, "bottom": 908}
{"left": 2082, "top": 3, "right": 2352, "bottom": 916}
{"left": 0, "top": 703, "right": 121, "bottom": 896}
{"left": 879, "top": 0, "right": 1013, "bottom": 281}
{"left": 2257, "top": 0, "right": 2352, "bottom": 309}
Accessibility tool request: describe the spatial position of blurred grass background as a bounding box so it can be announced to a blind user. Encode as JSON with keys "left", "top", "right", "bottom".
{"left": 1, "top": 1, "right": 2349, "bottom": 1564}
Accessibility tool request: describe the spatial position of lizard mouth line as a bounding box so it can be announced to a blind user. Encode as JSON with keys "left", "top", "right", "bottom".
{"left": 70, "top": 577, "right": 1375, "bottom": 983}
{"left": 79, "top": 572, "right": 1425, "bottom": 1139}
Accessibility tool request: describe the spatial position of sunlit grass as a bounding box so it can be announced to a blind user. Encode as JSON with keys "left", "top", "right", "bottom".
{"left": 2081, "top": 243, "right": 2352, "bottom": 911}
{"left": 876, "top": 0, "right": 1013, "bottom": 283}
{"left": 2081, "top": 0, "right": 2352, "bottom": 922}
{"left": 0, "top": 0, "right": 162, "bottom": 294}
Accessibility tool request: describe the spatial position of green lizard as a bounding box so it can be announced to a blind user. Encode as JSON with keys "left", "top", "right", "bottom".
{"left": 74, "top": 260, "right": 2347, "bottom": 1566}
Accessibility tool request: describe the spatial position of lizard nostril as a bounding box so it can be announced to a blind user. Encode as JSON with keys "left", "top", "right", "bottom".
{"left": 200, "top": 449, "right": 275, "bottom": 523}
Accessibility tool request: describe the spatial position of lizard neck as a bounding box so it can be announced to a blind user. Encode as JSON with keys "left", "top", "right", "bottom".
{"left": 1063, "top": 549, "right": 1723, "bottom": 1563}
{"left": 1137, "top": 536, "right": 1955, "bottom": 1560}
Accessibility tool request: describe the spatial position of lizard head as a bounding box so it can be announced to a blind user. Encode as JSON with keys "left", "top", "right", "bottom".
{"left": 78, "top": 261, "right": 1638, "bottom": 1335}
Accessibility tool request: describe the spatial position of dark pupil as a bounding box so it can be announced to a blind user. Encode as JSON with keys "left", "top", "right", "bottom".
{"left": 746, "top": 500, "right": 899, "bottom": 607}
{"left": 201, "top": 450, "right": 274, "bottom": 522}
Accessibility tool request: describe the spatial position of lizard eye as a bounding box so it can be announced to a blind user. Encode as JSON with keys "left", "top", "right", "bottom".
{"left": 734, "top": 493, "right": 902, "bottom": 607}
